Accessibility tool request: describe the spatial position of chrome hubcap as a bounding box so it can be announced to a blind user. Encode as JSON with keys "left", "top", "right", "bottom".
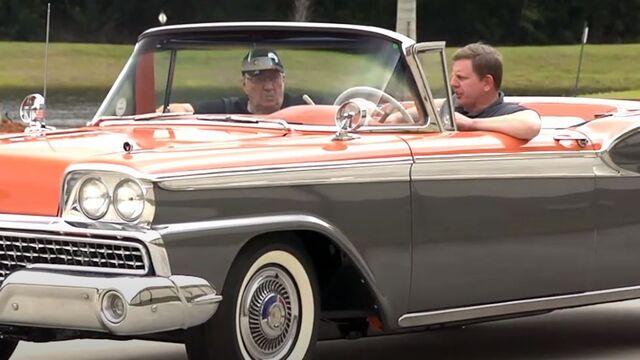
{"left": 240, "top": 266, "right": 300, "bottom": 359}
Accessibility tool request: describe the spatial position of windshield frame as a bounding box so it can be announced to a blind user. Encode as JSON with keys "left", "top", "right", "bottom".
{"left": 91, "top": 22, "right": 441, "bottom": 133}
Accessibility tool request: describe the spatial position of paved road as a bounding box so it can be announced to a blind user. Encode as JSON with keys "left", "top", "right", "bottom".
{"left": 12, "top": 299, "right": 640, "bottom": 360}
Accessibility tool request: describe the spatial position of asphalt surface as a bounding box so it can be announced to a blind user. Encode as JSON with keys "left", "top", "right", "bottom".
{"left": 12, "top": 299, "right": 640, "bottom": 360}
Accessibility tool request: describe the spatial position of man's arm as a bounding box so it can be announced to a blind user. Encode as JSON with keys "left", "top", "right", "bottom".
{"left": 455, "top": 109, "right": 541, "bottom": 140}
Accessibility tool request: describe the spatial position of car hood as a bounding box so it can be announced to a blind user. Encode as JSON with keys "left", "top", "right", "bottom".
{"left": 0, "top": 124, "right": 410, "bottom": 216}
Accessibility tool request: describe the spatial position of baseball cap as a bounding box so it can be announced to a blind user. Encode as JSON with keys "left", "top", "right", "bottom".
{"left": 241, "top": 48, "right": 284, "bottom": 77}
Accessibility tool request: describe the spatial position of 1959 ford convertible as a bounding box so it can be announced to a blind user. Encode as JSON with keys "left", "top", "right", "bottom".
{"left": 2, "top": 22, "right": 640, "bottom": 360}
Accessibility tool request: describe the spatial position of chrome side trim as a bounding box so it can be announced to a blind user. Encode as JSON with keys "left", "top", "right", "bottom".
{"left": 64, "top": 163, "right": 155, "bottom": 182}
{"left": 0, "top": 270, "right": 220, "bottom": 335}
{"left": 155, "top": 213, "right": 400, "bottom": 324}
{"left": 0, "top": 214, "right": 171, "bottom": 277}
{"left": 158, "top": 160, "right": 412, "bottom": 191}
{"left": 399, "top": 285, "right": 640, "bottom": 327}
{"left": 597, "top": 120, "right": 640, "bottom": 153}
{"left": 598, "top": 124, "right": 640, "bottom": 176}
{"left": 414, "top": 150, "right": 598, "bottom": 162}
{"left": 413, "top": 151, "right": 599, "bottom": 180}
{"left": 155, "top": 157, "right": 412, "bottom": 182}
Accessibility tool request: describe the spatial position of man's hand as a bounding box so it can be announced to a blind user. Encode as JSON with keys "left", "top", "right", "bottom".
{"left": 454, "top": 112, "right": 475, "bottom": 130}
{"left": 374, "top": 103, "right": 418, "bottom": 124}
{"left": 155, "top": 103, "right": 194, "bottom": 113}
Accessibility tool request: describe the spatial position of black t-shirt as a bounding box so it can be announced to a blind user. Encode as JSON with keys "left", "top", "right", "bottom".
{"left": 454, "top": 91, "right": 528, "bottom": 118}
{"left": 193, "top": 93, "right": 306, "bottom": 114}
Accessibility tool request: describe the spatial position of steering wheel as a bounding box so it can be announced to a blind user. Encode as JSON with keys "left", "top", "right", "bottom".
{"left": 333, "top": 86, "right": 415, "bottom": 124}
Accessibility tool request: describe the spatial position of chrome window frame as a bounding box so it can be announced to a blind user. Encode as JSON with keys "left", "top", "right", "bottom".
{"left": 410, "top": 41, "right": 455, "bottom": 132}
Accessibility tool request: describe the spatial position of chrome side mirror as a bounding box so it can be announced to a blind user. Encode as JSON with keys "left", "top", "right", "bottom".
{"left": 20, "top": 94, "right": 45, "bottom": 124}
{"left": 19, "top": 94, "right": 53, "bottom": 134}
{"left": 332, "top": 98, "right": 374, "bottom": 141}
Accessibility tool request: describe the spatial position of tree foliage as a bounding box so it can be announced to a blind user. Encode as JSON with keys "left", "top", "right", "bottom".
{"left": 1, "top": 0, "right": 640, "bottom": 45}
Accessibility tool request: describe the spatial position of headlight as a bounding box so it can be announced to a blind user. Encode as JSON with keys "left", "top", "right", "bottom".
{"left": 62, "top": 168, "right": 155, "bottom": 227}
{"left": 78, "top": 177, "right": 110, "bottom": 220}
{"left": 114, "top": 179, "right": 145, "bottom": 221}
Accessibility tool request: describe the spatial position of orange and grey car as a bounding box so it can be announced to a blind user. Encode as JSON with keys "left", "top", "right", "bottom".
{"left": 0, "top": 22, "right": 640, "bottom": 360}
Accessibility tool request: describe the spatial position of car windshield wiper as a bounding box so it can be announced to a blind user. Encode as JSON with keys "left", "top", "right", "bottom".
{"left": 132, "top": 112, "right": 194, "bottom": 121}
{"left": 94, "top": 111, "right": 194, "bottom": 124}
{"left": 98, "top": 113, "right": 292, "bottom": 133}
{"left": 196, "top": 114, "right": 292, "bottom": 133}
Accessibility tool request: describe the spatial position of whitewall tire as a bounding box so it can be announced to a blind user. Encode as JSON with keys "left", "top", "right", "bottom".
{"left": 185, "top": 239, "right": 319, "bottom": 360}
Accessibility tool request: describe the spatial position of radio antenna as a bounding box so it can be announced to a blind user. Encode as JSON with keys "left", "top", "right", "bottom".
{"left": 43, "top": 2, "right": 51, "bottom": 104}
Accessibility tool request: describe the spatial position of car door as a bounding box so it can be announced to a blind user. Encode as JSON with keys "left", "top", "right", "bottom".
{"left": 402, "top": 43, "right": 597, "bottom": 315}
{"left": 592, "top": 129, "right": 640, "bottom": 290}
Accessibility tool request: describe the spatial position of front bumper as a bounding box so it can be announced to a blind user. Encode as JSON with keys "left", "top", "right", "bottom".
{"left": 0, "top": 270, "right": 221, "bottom": 335}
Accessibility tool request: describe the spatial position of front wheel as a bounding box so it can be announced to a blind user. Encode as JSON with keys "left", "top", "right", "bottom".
{"left": 186, "top": 240, "right": 319, "bottom": 360}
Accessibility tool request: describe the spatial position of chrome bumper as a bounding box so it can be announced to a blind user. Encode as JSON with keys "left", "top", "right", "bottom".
{"left": 0, "top": 270, "right": 222, "bottom": 335}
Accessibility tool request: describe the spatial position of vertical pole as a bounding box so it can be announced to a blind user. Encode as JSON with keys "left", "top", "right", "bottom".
{"left": 43, "top": 3, "right": 51, "bottom": 104}
{"left": 573, "top": 22, "right": 588, "bottom": 96}
{"left": 396, "top": 0, "right": 416, "bottom": 40}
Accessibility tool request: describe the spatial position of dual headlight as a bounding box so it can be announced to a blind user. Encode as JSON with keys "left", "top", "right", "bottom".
{"left": 63, "top": 170, "right": 154, "bottom": 225}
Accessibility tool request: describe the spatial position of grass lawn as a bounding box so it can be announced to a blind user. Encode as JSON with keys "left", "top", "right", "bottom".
{"left": 0, "top": 41, "right": 131, "bottom": 97}
{"left": 582, "top": 89, "right": 640, "bottom": 99}
{"left": 496, "top": 43, "right": 640, "bottom": 97}
{"left": 0, "top": 41, "right": 638, "bottom": 100}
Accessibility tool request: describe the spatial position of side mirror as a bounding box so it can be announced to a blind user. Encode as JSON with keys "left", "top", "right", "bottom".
{"left": 20, "top": 94, "right": 46, "bottom": 125}
{"left": 332, "top": 98, "right": 374, "bottom": 141}
{"left": 19, "top": 94, "right": 53, "bottom": 134}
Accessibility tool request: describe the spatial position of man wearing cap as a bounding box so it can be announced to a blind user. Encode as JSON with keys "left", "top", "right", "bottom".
{"left": 163, "top": 49, "right": 305, "bottom": 115}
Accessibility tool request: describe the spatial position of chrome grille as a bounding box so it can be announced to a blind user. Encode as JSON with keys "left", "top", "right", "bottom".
{"left": 0, "top": 231, "right": 149, "bottom": 282}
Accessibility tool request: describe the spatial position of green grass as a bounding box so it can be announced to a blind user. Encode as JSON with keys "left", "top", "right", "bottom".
{"left": 1, "top": 41, "right": 639, "bottom": 100}
{"left": 0, "top": 41, "right": 131, "bottom": 96}
{"left": 582, "top": 89, "right": 640, "bottom": 99}
{"left": 496, "top": 44, "right": 640, "bottom": 97}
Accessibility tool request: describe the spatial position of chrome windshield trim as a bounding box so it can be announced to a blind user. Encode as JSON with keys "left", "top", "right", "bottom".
{"left": 94, "top": 118, "right": 436, "bottom": 134}
{"left": 0, "top": 214, "right": 171, "bottom": 277}
{"left": 139, "top": 22, "right": 416, "bottom": 48}
{"left": 92, "top": 48, "right": 137, "bottom": 124}
{"left": 399, "top": 284, "right": 640, "bottom": 328}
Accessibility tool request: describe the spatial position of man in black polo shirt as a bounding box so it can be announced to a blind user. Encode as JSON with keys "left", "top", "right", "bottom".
{"left": 450, "top": 43, "right": 540, "bottom": 140}
{"left": 382, "top": 43, "right": 541, "bottom": 140}
{"left": 162, "top": 48, "right": 305, "bottom": 115}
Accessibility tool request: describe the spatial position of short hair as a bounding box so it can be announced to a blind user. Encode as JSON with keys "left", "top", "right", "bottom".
{"left": 452, "top": 43, "right": 503, "bottom": 90}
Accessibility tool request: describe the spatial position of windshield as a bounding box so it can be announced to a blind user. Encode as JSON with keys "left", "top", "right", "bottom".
{"left": 94, "top": 29, "right": 421, "bottom": 125}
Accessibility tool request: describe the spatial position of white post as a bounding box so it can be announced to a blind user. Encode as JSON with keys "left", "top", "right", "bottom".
{"left": 293, "top": 0, "right": 312, "bottom": 21}
{"left": 395, "top": 0, "right": 416, "bottom": 40}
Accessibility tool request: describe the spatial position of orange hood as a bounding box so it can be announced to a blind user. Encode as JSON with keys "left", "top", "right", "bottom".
{"left": 0, "top": 124, "right": 410, "bottom": 216}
